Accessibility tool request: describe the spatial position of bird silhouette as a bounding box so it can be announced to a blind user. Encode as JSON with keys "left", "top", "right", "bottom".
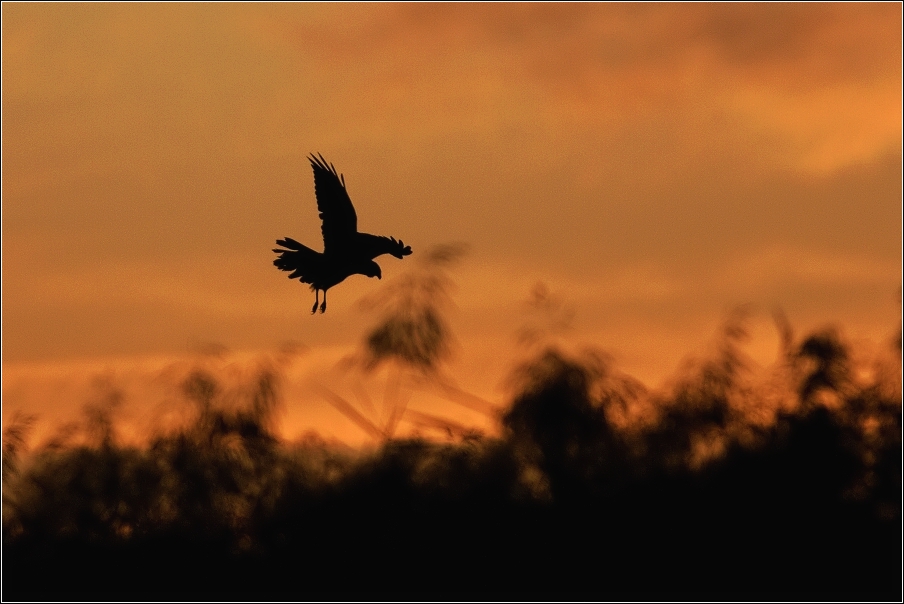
{"left": 273, "top": 154, "right": 413, "bottom": 314}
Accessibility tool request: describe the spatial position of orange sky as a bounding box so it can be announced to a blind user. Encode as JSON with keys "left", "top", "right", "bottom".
{"left": 2, "top": 3, "right": 901, "bottom": 444}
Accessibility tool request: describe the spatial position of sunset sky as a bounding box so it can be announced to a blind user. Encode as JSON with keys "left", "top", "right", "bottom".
{"left": 3, "top": 3, "right": 901, "bottom": 444}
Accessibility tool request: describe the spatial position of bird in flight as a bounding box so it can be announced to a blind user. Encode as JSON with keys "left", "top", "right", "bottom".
{"left": 273, "top": 154, "right": 413, "bottom": 314}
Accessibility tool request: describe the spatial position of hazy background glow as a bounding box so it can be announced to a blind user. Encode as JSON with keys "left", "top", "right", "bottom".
{"left": 3, "top": 3, "right": 901, "bottom": 443}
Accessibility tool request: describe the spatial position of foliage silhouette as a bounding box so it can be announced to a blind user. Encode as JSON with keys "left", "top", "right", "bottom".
{"left": 317, "top": 243, "right": 490, "bottom": 444}
{"left": 2, "top": 309, "right": 900, "bottom": 600}
{"left": 359, "top": 242, "right": 465, "bottom": 372}
{"left": 273, "top": 154, "right": 413, "bottom": 314}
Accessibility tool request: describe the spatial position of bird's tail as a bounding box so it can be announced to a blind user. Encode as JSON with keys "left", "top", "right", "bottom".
{"left": 273, "top": 237, "right": 320, "bottom": 282}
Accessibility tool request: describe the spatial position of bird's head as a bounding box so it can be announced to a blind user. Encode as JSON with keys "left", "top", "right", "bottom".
{"left": 362, "top": 260, "right": 382, "bottom": 280}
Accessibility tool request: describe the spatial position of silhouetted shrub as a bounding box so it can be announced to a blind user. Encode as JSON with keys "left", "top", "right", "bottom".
{"left": 2, "top": 318, "right": 900, "bottom": 601}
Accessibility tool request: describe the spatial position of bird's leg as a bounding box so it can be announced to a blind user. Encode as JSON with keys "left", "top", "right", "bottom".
{"left": 311, "top": 289, "right": 320, "bottom": 314}
{"left": 320, "top": 290, "right": 327, "bottom": 314}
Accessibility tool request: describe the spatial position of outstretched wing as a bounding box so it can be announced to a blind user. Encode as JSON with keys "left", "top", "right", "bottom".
{"left": 273, "top": 237, "right": 322, "bottom": 284}
{"left": 309, "top": 154, "right": 357, "bottom": 254}
{"left": 355, "top": 233, "right": 413, "bottom": 260}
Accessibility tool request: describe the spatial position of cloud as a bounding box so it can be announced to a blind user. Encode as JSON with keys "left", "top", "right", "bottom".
{"left": 2, "top": 3, "right": 899, "bottom": 370}
{"left": 257, "top": 3, "right": 901, "bottom": 174}
{"left": 737, "top": 245, "right": 900, "bottom": 286}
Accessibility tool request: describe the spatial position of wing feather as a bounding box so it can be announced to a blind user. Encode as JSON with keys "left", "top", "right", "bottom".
{"left": 309, "top": 154, "right": 357, "bottom": 254}
{"left": 355, "top": 232, "right": 413, "bottom": 260}
{"left": 273, "top": 238, "right": 322, "bottom": 285}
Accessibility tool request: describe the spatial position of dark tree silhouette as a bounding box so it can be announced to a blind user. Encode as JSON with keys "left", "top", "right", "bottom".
{"left": 273, "top": 154, "right": 413, "bottom": 313}
{"left": 2, "top": 318, "right": 901, "bottom": 601}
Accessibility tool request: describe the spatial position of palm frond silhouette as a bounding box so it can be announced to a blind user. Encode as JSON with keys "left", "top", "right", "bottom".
{"left": 273, "top": 154, "right": 413, "bottom": 313}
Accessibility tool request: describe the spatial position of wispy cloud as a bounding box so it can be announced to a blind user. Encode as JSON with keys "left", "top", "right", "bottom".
{"left": 2, "top": 3, "right": 899, "bottom": 369}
